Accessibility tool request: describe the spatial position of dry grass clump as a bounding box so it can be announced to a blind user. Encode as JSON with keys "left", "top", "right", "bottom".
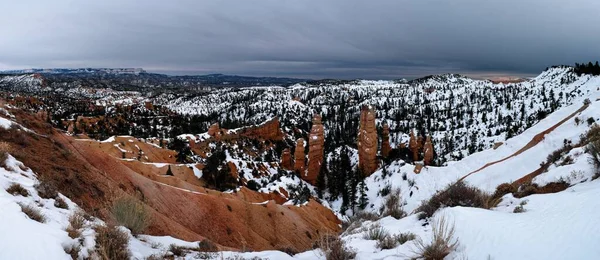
{"left": 18, "top": 203, "right": 46, "bottom": 223}
{"left": 6, "top": 183, "right": 30, "bottom": 197}
{"left": 363, "top": 224, "right": 389, "bottom": 241}
{"left": 342, "top": 211, "right": 379, "bottom": 234}
{"left": 0, "top": 141, "right": 13, "bottom": 167}
{"left": 380, "top": 188, "right": 407, "bottom": 219}
{"left": 94, "top": 225, "right": 130, "bottom": 260}
{"left": 416, "top": 181, "right": 490, "bottom": 220}
{"left": 110, "top": 195, "right": 152, "bottom": 235}
{"left": 66, "top": 211, "right": 86, "bottom": 239}
{"left": 316, "top": 234, "right": 356, "bottom": 260}
{"left": 413, "top": 217, "right": 458, "bottom": 260}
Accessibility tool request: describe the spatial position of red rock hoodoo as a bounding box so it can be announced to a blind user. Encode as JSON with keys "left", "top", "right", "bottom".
{"left": 358, "top": 106, "right": 378, "bottom": 176}
{"left": 281, "top": 148, "right": 292, "bottom": 170}
{"left": 381, "top": 123, "right": 391, "bottom": 158}
{"left": 306, "top": 114, "right": 325, "bottom": 184}
{"left": 409, "top": 130, "right": 419, "bottom": 161}
{"left": 294, "top": 138, "right": 306, "bottom": 174}
{"left": 423, "top": 135, "right": 434, "bottom": 166}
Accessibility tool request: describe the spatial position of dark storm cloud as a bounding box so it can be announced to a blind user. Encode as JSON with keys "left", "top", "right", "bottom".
{"left": 1, "top": 0, "right": 599, "bottom": 79}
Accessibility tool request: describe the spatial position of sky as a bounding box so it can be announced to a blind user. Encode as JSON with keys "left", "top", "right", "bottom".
{"left": 1, "top": 0, "right": 599, "bottom": 80}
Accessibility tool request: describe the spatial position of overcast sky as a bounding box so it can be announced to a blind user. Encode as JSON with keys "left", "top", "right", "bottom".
{"left": 1, "top": 0, "right": 599, "bottom": 79}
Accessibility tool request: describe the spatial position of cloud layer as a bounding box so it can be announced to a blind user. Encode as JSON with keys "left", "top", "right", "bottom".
{"left": 1, "top": 0, "right": 599, "bottom": 79}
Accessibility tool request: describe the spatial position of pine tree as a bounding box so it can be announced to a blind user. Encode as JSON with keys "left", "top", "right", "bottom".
{"left": 358, "top": 180, "right": 369, "bottom": 210}
{"left": 166, "top": 165, "right": 174, "bottom": 176}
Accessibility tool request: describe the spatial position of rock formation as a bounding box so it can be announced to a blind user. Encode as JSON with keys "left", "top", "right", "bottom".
{"left": 294, "top": 138, "right": 306, "bottom": 174}
{"left": 208, "top": 123, "right": 221, "bottom": 138}
{"left": 358, "top": 106, "right": 378, "bottom": 176}
{"left": 281, "top": 148, "right": 292, "bottom": 170}
{"left": 408, "top": 130, "right": 419, "bottom": 161}
{"left": 423, "top": 135, "right": 434, "bottom": 166}
{"left": 381, "top": 123, "right": 391, "bottom": 158}
{"left": 239, "top": 117, "right": 284, "bottom": 141}
{"left": 306, "top": 114, "right": 325, "bottom": 184}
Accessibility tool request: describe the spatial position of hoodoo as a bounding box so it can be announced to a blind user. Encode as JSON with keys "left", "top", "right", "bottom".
{"left": 306, "top": 114, "right": 325, "bottom": 184}
{"left": 381, "top": 123, "right": 391, "bottom": 158}
{"left": 358, "top": 106, "right": 378, "bottom": 176}
{"left": 294, "top": 138, "right": 306, "bottom": 175}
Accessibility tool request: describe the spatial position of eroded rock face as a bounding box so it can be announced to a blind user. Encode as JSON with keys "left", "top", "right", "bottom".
{"left": 423, "top": 135, "right": 434, "bottom": 166}
{"left": 281, "top": 148, "right": 292, "bottom": 170}
{"left": 306, "top": 114, "right": 325, "bottom": 184}
{"left": 294, "top": 138, "right": 306, "bottom": 174}
{"left": 381, "top": 123, "right": 391, "bottom": 158}
{"left": 208, "top": 123, "right": 221, "bottom": 138}
{"left": 358, "top": 106, "right": 378, "bottom": 176}
{"left": 239, "top": 117, "right": 284, "bottom": 141}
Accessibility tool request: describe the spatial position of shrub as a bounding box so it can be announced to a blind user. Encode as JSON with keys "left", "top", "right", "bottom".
{"left": 376, "top": 235, "right": 399, "bottom": 250}
{"left": 0, "top": 141, "right": 13, "bottom": 167}
{"left": 492, "top": 183, "right": 516, "bottom": 199}
{"left": 587, "top": 117, "right": 596, "bottom": 126}
{"left": 316, "top": 234, "right": 356, "bottom": 260}
{"left": 395, "top": 232, "right": 417, "bottom": 245}
{"left": 513, "top": 205, "right": 526, "bottom": 213}
{"left": 63, "top": 244, "right": 81, "bottom": 260}
{"left": 111, "top": 195, "right": 151, "bottom": 235}
{"left": 416, "top": 181, "right": 490, "bottom": 219}
{"left": 413, "top": 217, "right": 458, "bottom": 260}
{"left": 54, "top": 197, "right": 69, "bottom": 209}
{"left": 169, "top": 244, "right": 186, "bottom": 257}
{"left": 19, "top": 203, "right": 46, "bottom": 223}
{"left": 363, "top": 224, "right": 389, "bottom": 241}
{"left": 342, "top": 211, "right": 379, "bottom": 234}
{"left": 378, "top": 184, "right": 391, "bottom": 197}
{"left": 35, "top": 178, "right": 59, "bottom": 199}
{"left": 277, "top": 246, "right": 298, "bottom": 256}
{"left": 67, "top": 211, "right": 86, "bottom": 239}
{"left": 246, "top": 180, "right": 261, "bottom": 191}
{"left": 197, "top": 239, "right": 218, "bottom": 252}
{"left": 6, "top": 183, "right": 29, "bottom": 197}
{"left": 94, "top": 225, "right": 130, "bottom": 260}
{"left": 514, "top": 183, "right": 539, "bottom": 198}
{"left": 381, "top": 188, "right": 406, "bottom": 219}
{"left": 587, "top": 138, "right": 600, "bottom": 170}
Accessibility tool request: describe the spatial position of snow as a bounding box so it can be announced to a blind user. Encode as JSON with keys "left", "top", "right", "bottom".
{"left": 191, "top": 164, "right": 203, "bottom": 178}
{"left": 0, "top": 117, "right": 12, "bottom": 129}
{"left": 0, "top": 155, "right": 92, "bottom": 260}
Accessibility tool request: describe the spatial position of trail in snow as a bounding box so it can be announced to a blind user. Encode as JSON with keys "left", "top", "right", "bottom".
{"left": 459, "top": 103, "right": 589, "bottom": 182}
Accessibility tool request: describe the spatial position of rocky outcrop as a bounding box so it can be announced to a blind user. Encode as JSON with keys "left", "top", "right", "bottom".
{"left": 381, "top": 123, "right": 391, "bottom": 158}
{"left": 281, "top": 148, "right": 292, "bottom": 170}
{"left": 423, "top": 135, "right": 434, "bottom": 166}
{"left": 294, "top": 138, "right": 306, "bottom": 174}
{"left": 358, "top": 106, "right": 378, "bottom": 176}
{"left": 207, "top": 118, "right": 284, "bottom": 141}
{"left": 306, "top": 114, "right": 325, "bottom": 184}
{"left": 208, "top": 123, "right": 221, "bottom": 139}
{"left": 239, "top": 117, "right": 284, "bottom": 141}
